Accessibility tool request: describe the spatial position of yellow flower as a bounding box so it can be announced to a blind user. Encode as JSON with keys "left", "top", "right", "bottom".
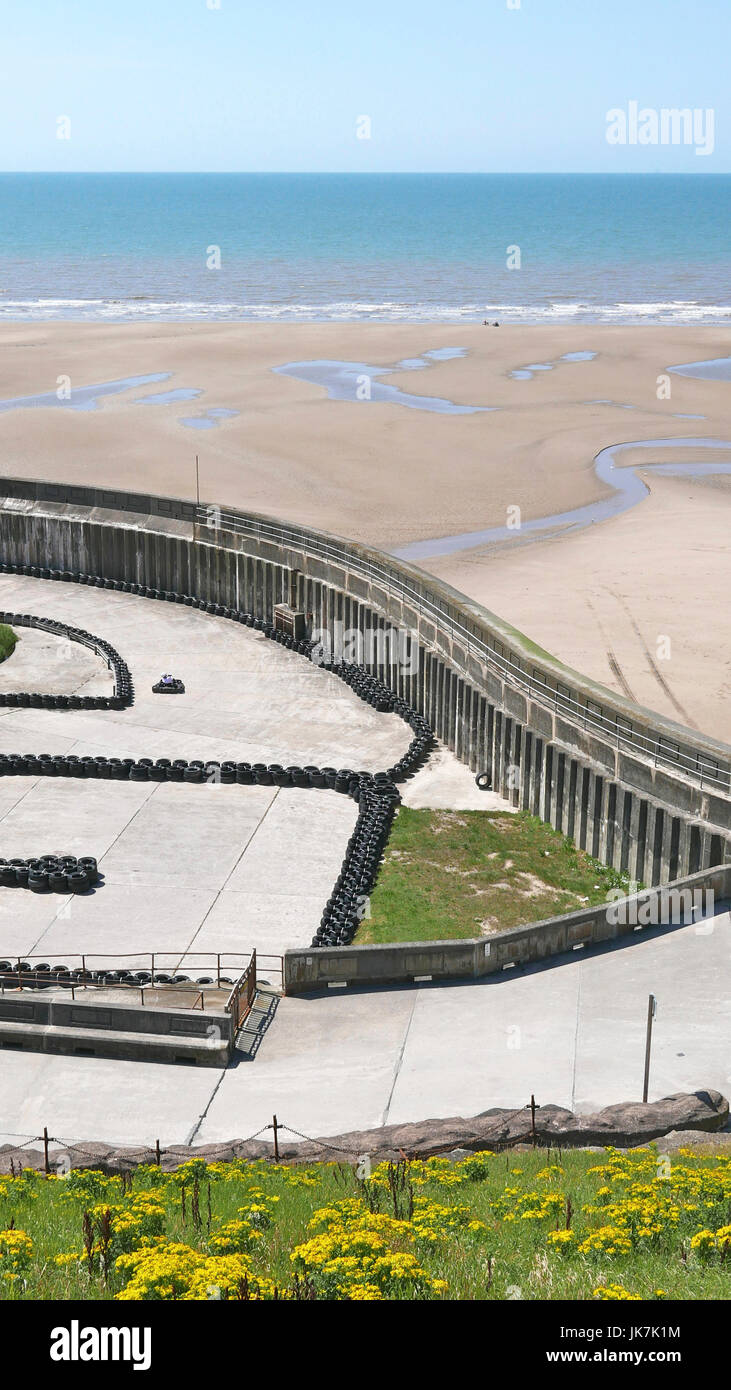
{"left": 578, "top": 1226, "right": 632, "bottom": 1257}
{"left": 0, "top": 1228, "right": 33, "bottom": 1281}
{"left": 547, "top": 1230, "right": 574, "bottom": 1249}
{"left": 593, "top": 1284, "right": 642, "bottom": 1301}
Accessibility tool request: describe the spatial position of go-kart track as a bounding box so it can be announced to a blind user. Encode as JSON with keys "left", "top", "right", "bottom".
{"left": 0, "top": 571, "right": 492, "bottom": 968}
{"left": 0, "top": 570, "right": 728, "bottom": 1157}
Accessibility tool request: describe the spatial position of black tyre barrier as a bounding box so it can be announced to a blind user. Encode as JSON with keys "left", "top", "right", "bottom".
{"left": 475, "top": 770, "right": 492, "bottom": 790}
{"left": 0, "top": 611, "right": 133, "bottom": 711}
{"left": 0, "top": 853, "right": 99, "bottom": 894}
{"left": 0, "top": 558, "right": 438, "bottom": 945}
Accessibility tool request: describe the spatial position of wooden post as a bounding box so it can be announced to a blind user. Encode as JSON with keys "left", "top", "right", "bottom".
{"left": 272, "top": 1114, "right": 280, "bottom": 1162}
{"left": 43, "top": 1127, "right": 50, "bottom": 1176}
{"left": 530, "top": 1094, "right": 537, "bottom": 1147}
{"left": 155, "top": 1139, "right": 161, "bottom": 1167}
{"left": 643, "top": 994, "right": 656, "bottom": 1102}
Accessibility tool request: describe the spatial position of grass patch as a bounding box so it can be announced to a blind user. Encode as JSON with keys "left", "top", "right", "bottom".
{"left": 359, "top": 808, "right": 634, "bottom": 944}
{"left": 0, "top": 1146, "right": 728, "bottom": 1300}
{"left": 0, "top": 624, "right": 17, "bottom": 664}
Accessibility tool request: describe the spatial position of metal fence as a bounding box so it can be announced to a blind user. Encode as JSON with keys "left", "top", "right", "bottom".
{"left": 0, "top": 949, "right": 283, "bottom": 1019}
{"left": 226, "top": 949, "right": 258, "bottom": 1029}
{"left": 195, "top": 504, "right": 731, "bottom": 796}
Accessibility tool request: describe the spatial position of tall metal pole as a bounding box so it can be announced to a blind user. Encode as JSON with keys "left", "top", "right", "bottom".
{"left": 643, "top": 994, "right": 657, "bottom": 1102}
{"left": 195, "top": 455, "right": 200, "bottom": 509}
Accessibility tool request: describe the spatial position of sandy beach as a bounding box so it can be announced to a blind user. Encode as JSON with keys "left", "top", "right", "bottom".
{"left": 0, "top": 321, "right": 729, "bottom": 738}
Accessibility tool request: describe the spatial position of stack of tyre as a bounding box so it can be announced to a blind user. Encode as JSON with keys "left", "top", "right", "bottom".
{"left": 0, "top": 853, "right": 97, "bottom": 892}
{"left": 316, "top": 660, "right": 396, "bottom": 714}
{"left": 386, "top": 705, "right": 434, "bottom": 781}
{"left": 311, "top": 774, "right": 400, "bottom": 948}
{"left": 0, "top": 960, "right": 237, "bottom": 990}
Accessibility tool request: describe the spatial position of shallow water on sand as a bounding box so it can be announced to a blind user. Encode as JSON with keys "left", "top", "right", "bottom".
{"left": 668, "top": 357, "right": 731, "bottom": 382}
{"left": 510, "top": 350, "right": 597, "bottom": 380}
{"left": 0, "top": 375, "right": 239, "bottom": 430}
{"left": 0, "top": 374, "right": 170, "bottom": 412}
{"left": 391, "top": 438, "right": 731, "bottom": 560}
{"left": 273, "top": 351, "right": 494, "bottom": 415}
{"left": 179, "top": 408, "right": 239, "bottom": 430}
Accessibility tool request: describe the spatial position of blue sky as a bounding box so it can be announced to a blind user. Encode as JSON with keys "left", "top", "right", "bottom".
{"left": 0, "top": 0, "right": 728, "bottom": 172}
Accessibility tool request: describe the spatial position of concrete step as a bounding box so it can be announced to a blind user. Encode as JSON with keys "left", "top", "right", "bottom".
{"left": 0, "top": 1018, "right": 229, "bottom": 1067}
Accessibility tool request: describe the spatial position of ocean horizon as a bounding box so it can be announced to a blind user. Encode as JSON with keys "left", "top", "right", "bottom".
{"left": 1, "top": 172, "right": 729, "bottom": 325}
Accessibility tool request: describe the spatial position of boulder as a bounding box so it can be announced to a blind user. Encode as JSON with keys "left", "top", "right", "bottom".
{"left": 1, "top": 1090, "right": 726, "bottom": 1174}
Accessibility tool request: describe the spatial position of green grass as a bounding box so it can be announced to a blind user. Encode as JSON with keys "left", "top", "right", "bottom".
{"left": 1, "top": 1146, "right": 728, "bottom": 1301}
{"left": 0, "top": 624, "right": 17, "bottom": 663}
{"left": 359, "top": 808, "right": 634, "bottom": 944}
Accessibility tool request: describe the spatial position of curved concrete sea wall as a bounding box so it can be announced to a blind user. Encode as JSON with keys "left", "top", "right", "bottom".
{"left": 0, "top": 478, "right": 729, "bottom": 886}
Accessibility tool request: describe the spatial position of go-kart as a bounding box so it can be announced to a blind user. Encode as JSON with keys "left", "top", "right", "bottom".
{"left": 152, "top": 673, "right": 185, "bottom": 695}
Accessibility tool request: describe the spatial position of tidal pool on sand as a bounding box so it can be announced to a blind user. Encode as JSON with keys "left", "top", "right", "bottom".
{"left": 274, "top": 349, "right": 494, "bottom": 414}
{"left": 0, "top": 374, "right": 170, "bottom": 413}
{"left": 391, "top": 437, "right": 731, "bottom": 560}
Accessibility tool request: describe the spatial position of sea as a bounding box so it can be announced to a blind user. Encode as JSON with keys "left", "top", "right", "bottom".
{"left": 0, "top": 173, "right": 729, "bottom": 324}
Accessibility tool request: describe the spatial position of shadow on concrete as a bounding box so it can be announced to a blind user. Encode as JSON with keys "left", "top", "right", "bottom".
{"left": 232, "top": 989, "right": 280, "bottom": 1063}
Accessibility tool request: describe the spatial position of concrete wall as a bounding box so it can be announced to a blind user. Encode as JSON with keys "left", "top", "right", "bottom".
{"left": 0, "top": 992, "right": 233, "bottom": 1065}
{"left": 283, "top": 864, "right": 730, "bottom": 992}
{"left": 1, "top": 480, "right": 730, "bottom": 889}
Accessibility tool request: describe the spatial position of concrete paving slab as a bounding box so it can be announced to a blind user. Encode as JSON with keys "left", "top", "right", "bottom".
{"left": 28, "top": 884, "right": 221, "bottom": 965}
{"left": 0, "top": 627, "right": 108, "bottom": 696}
{"left": 97, "top": 784, "right": 269, "bottom": 889}
{"left": 402, "top": 743, "right": 509, "bottom": 810}
{"left": 0, "top": 777, "right": 155, "bottom": 858}
{"left": 188, "top": 891, "right": 335, "bottom": 960}
{"left": 0, "top": 1049, "right": 221, "bottom": 1151}
{"left": 0, "top": 719, "right": 80, "bottom": 754}
{"left": 571, "top": 913, "right": 731, "bottom": 1110}
{"left": 385, "top": 970, "right": 580, "bottom": 1124}
{"left": 194, "top": 988, "right": 419, "bottom": 1144}
{"left": 224, "top": 790, "right": 357, "bottom": 896}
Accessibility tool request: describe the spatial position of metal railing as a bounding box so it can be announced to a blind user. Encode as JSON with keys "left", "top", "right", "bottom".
{"left": 0, "top": 950, "right": 283, "bottom": 1015}
{"left": 226, "top": 949, "right": 257, "bottom": 1029}
{"left": 194, "top": 504, "right": 731, "bottom": 796}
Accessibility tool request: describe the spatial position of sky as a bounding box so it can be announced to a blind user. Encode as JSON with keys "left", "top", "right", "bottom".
{"left": 0, "top": 0, "right": 728, "bottom": 173}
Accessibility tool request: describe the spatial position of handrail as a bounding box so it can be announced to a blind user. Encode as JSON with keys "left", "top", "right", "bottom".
{"left": 225, "top": 949, "right": 257, "bottom": 1029}
{"left": 193, "top": 504, "right": 731, "bottom": 796}
{"left": 0, "top": 950, "right": 282, "bottom": 1014}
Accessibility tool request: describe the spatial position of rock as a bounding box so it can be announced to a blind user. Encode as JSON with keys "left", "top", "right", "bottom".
{"left": 0, "top": 1090, "right": 726, "bottom": 1175}
{"left": 642, "top": 1127, "right": 731, "bottom": 1153}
